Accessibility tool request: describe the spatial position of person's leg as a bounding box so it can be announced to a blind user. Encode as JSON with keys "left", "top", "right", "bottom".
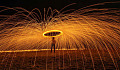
{"left": 54, "top": 44, "right": 55, "bottom": 53}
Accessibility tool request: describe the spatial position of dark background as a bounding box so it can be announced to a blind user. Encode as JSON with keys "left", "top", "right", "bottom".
{"left": 0, "top": 0, "right": 119, "bottom": 11}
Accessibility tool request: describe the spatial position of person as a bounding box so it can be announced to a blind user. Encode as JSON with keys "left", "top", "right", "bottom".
{"left": 51, "top": 37, "right": 56, "bottom": 53}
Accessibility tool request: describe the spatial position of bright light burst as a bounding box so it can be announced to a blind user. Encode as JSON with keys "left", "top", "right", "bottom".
{"left": 0, "top": 2, "right": 120, "bottom": 52}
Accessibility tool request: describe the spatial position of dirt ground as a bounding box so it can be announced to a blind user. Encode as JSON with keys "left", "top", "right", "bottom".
{"left": 0, "top": 49, "right": 120, "bottom": 70}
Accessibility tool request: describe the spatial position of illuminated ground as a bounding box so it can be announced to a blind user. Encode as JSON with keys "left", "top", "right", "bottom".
{"left": 0, "top": 49, "right": 120, "bottom": 70}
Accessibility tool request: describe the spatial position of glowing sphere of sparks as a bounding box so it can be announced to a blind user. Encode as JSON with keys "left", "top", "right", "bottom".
{"left": 43, "top": 30, "right": 63, "bottom": 37}
{"left": 0, "top": 2, "right": 120, "bottom": 52}
{"left": 0, "top": 2, "right": 120, "bottom": 70}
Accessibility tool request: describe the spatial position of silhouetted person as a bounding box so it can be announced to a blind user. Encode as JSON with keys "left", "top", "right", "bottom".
{"left": 51, "top": 37, "right": 56, "bottom": 53}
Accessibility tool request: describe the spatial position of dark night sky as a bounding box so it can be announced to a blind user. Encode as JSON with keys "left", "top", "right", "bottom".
{"left": 0, "top": 0, "right": 119, "bottom": 11}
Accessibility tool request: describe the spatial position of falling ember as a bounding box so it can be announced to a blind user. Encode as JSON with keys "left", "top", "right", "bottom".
{"left": 43, "top": 30, "right": 63, "bottom": 37}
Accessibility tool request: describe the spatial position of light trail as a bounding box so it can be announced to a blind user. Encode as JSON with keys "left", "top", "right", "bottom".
{"left": 0, "top": 49, "right": 82, "bottom": 53}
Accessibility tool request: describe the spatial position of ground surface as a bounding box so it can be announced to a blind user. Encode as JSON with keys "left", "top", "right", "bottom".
{"left": 0, "top": 49, "right": 120, "bottom": 70}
